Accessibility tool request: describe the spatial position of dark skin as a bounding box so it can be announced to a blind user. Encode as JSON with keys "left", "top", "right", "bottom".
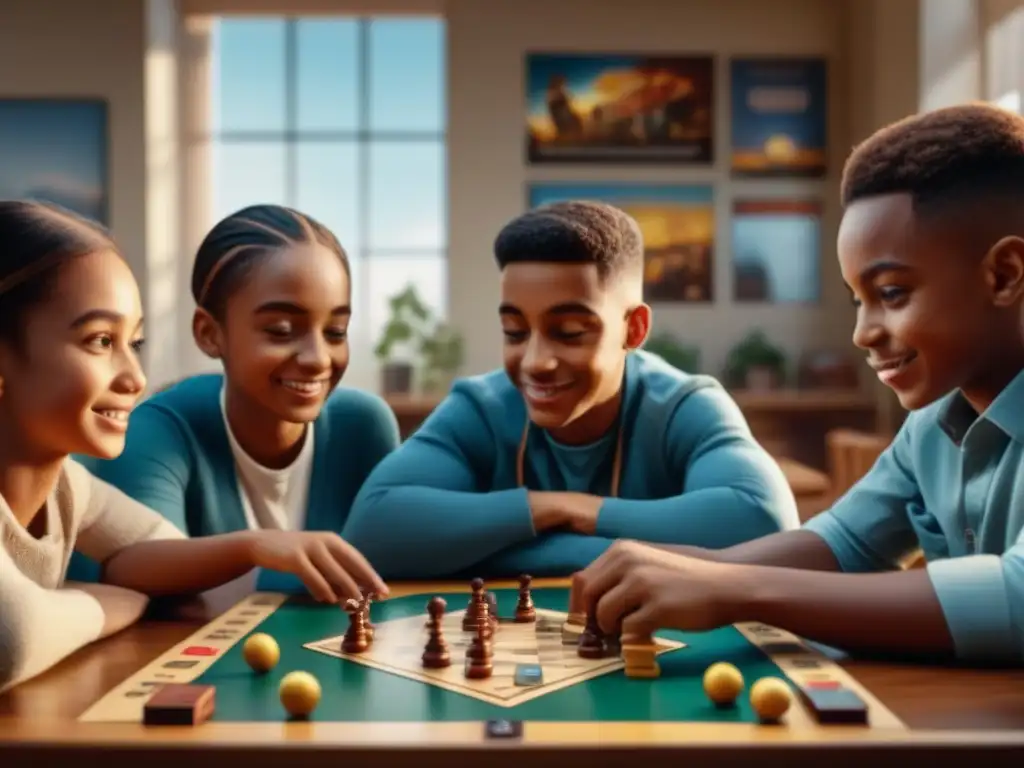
{"left": 573, "top": 191, "right": 1024, "bottom": 660}
{"left": 498, "top": 261, "right": 650, "bottom": 535}
{"left": 193, "top": 243, "right": 351, "bottom": 469}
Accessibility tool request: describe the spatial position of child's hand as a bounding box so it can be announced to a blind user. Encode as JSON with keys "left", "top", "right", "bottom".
{"left": 570, "top": 539, "right": 739, "bottom": 636}
{"left": 71, "top": 581, "right": 150, "bottom": 638}
{"left": 247, "top": 531, "right": 388, "bottom": 604}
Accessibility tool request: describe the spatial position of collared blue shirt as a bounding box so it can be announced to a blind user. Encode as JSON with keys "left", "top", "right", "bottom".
{"left": 804, "top": 369, "right": 1024, "bottom": 663}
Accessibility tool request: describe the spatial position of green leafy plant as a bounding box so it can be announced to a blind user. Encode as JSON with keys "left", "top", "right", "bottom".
{"left": 643, "top": 332, "right": 701, "bottom": 373}
{"left": 723, "top": 330, "right": 787, "bottom": 388}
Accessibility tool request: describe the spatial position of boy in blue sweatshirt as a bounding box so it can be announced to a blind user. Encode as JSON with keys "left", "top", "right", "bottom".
{"left": 573, "top": 103, "right": 1024, "bottom": 665}
{"left": 344, "top": 201, "right": 799, "bottom": 579}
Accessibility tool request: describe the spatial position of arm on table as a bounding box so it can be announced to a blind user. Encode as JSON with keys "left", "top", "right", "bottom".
{"left": 595, "top": 385, "right": 800, "bottom": 547}
{"left": 0, "top": 550, "right": 144, "bottom": 693}
{"left": 343, "top": 388, "right": 544, "bottom": 579}
{"left": 469, "top": 532, "right": 618, "bottom": 579}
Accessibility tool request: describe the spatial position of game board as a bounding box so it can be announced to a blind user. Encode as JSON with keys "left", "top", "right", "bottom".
{"left": 78, "top": 583, "right": 905, "bottom": 730}
{"left": 305, "top": 605, "right": 683, "bottom": 707}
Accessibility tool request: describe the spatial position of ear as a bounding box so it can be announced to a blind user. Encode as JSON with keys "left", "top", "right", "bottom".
{"left": 192, "top": 307, "right": 224, "bottom": 359}
{"left": 624, "top": 303, "right": 652, "bottom": 350}
{"left": 983, "top": 236, "right": 1024, "bottom": 307}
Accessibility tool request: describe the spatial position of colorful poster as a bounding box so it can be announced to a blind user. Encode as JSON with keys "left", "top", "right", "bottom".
{"left": 730, "top": 58, "right": 827, "bottom": 177}
{"left": 731, "top": 199, "right": 822, "bottom": 303}
{"left": 525, "top": 54, "right": 714, "bottom": 164}
{"left": 529, "top": 184, "right": 715, "bottom": 302}
{"left": 0, "top": 99, "right": 108, "bottom": 223}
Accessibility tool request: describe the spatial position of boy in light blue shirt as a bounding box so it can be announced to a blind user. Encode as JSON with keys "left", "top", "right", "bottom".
{"left": 344, "top": 201, "right": 799, "bottom": 579}
{"left": 573, "top": 103, "right": 1024, "bottom": 664}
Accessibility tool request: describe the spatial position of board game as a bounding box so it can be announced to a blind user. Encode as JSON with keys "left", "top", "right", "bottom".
{"left": 78, "top": 579, "right": 905, "bottom": 731}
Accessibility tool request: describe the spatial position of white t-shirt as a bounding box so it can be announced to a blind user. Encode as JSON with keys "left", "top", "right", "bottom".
{"left": 219, "top": 386, "right": 314, "bottom": 532}
{"left": 0, "top": 458, "right": 183, "bottom": 692}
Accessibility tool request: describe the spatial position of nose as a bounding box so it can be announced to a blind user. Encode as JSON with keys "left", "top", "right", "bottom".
{"left": 296, "top": 332, "right": 332, "bottom": 371}
{"left": 851, "top": 305, "right": 886, "bottom": 350}
{"left": 113, "top": 344, "right": 147, "bottom": 396}
{"left": 521, "top": 335, "right": 558, "bottom": 375}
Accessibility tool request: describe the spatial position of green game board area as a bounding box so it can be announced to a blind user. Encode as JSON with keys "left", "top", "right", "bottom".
{"left": 194, "top": 587, "right": 785, "bottom": 723}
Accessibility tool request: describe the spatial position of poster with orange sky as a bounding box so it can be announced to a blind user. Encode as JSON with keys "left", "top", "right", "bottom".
{"left": 529, "top": 183, "right": 715, "bottom": 303}
{"left": 525, "top": 54, "right": 714, "bottom": 163}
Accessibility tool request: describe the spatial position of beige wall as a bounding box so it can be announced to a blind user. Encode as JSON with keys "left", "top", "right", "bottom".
{"left": 0, "top": 0, "right": 1018, "bottom": 401}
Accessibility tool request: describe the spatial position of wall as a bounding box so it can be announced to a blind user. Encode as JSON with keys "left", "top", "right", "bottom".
{"left": 447, "top": 0, "right": 860, "bottom": 380}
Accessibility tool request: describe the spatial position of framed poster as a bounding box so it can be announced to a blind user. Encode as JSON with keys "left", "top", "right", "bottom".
{"left": 529, "top": 183, "right": 715, "bottom": 303}
{"left": 731, "top": 199, "right": 822, "bottom": 303}
{"left": 0, "top": 98, "right": 109, "bottom": 223}
{"left": 525, "top": 54, "right": 714, "bottom": 164}
{"left": 730, "top": 58, "right": 827, "bottom": 177}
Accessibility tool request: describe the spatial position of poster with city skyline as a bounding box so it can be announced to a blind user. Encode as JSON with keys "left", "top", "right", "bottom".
{"left": 0, "top": 99, "right": 109, "bottom": 223}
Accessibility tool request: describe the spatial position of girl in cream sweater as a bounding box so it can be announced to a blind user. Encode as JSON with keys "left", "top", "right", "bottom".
{"left": 0, "top": 201, "right": 386, "bottom": 693}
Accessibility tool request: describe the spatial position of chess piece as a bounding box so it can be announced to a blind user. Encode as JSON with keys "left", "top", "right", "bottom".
{"left": 341, "top": 598, "right": 370, "bottom": 653}
{"left": 577, "top": 612, "right": 607, "bottom": 659}
{"left": 514, "top": 574, "right": 536, "bottom": 622}
{"left": 562, "top": 609, "right": 586, "bottom": 645}
{"left": 361, "top": 590, "right": 376, "bottom": 642}
{"left": 422, "top": 597, "right": 451, "bottom": 668}
{"left": 464, "top": 622, "right": 493, "bottom": 679}
{"left": 462, "top": 577, "right": 488, "bottom": 631}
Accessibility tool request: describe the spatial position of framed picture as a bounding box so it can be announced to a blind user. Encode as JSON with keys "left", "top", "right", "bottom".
{"left": 525, "top": 53, "right": 714, "bottom": 164}
{"left": 0, "top": 98, "right": 109, "bottom": 223}
{"left": 730, "top": 58, "right": 827, "bottom": 177}
{"left": 529, "top": 183, "right": 715, "bottom": 303}
{"left": 731, "top": 199, "right": 822, "bottom": 303}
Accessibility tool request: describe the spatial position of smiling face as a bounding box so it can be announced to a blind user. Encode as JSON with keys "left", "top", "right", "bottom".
{"left": 837, "top": 192, "right": 1018, "bottom": 411}
{"left": 194, "top": 242, "right": 351, "bottom": 427}
{"left": 0, "top": 249, "right": 147, "bottom": 461}
{"left": 499, "top": 262, "right": 649, "bottom": 444}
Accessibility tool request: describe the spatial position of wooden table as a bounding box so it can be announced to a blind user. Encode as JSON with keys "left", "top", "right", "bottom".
{"left": 3, "top": 578, "right": 1024, "bottom": 768}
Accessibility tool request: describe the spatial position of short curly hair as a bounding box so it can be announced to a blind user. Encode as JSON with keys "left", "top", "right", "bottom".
{"left": 841, "top": 103, "right": 1024, "bottom": 214}
{"left": 493, "top": 200, "right": 644, "bottom": 284}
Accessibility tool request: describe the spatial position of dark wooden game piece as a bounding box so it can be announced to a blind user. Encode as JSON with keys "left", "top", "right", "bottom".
{"left": 514, "top": 573, "right": 536, "bottom": 622}
{"left": 462, "top": 577, "right": 488, "bottom": 631}
{"left": 143, "top": 683, "right": 216, "bottom": 726}
{"left": 577, "top": 613, "right": 607, "bottom": 659}
{"left": 464, "top": 622, "right": 493, "bottom": 678}
{"left": 800, "top": 682, "right": 869, "bottom": 724}
{"left": 341, "top": 598, "right": 370, "bottom": 653}
{"left": 422, "top": 596, "right": 451, "bottom": 668}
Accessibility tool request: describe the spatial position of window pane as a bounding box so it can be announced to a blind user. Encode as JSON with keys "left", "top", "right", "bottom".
{"left": 368, "top": 141, "right": 446, "bottom": 250}
{"left": 211, "top": 18, "right": 287, "bottom": 133}
{"left": 296, "top": 19, "right": 360, "bottom": 132}
{"left": 363, "top": 253, "right": 447, "bottom": 350}
{"left": 212, "top": 141, "right": 287, "bottom": 222}
{"left": 295, "top": 143, "right": 361, "bottom": 256}
{"left": 368, "top": 18, "right": 445, "bottom": 132}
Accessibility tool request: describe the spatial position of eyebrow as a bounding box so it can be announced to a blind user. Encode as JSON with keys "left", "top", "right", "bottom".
{"left": 498, "top": 302, "right": 598, "bottom": 317}
{"left": 254, "top": 301, "right": 351, "bottom": 316}
{"left": 70, "top": 309, "right": 144, "bottom": 331}
{"left": 858, "top": 260, "right": 913, "bottom": 282}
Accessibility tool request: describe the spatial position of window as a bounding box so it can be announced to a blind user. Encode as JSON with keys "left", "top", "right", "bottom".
{"left": 986, "top": 5, "right": 1023, "bottom": 114}
{"left": 208, "top": 16, "right": 447, "bottom": 392}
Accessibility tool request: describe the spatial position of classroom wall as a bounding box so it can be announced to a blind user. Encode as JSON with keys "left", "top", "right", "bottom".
{"left": 0, "top": 0, "right": 1015, "bottom": 398}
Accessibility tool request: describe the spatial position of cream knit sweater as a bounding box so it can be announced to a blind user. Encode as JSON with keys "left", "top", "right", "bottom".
{"left": 0, "top": 458, "right": 183, "bottom": 692}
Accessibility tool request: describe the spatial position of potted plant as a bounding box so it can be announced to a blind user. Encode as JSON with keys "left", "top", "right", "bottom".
{"left": 374, "top": 285, "right": 431, "bottom": 395}
{"left": 723, "top": 330, "right": 786, "bottom": 390}
{"left": 420, "top": 322, "right": 465, "bottom": 394}
{"left": 643, "top": 332, "right": 701, "bottom": 373}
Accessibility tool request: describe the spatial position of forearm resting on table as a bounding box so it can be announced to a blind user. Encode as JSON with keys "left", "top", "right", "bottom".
{"left": 102, "top": 532, "right": 257, "bottom": 596}
{"left": 733, "top": 563, "right": 954, "bottom": 659}
{"left": 659, "top": 530, "right": 842, "bottom": 571}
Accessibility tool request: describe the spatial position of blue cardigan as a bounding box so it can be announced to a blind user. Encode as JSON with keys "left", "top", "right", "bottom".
{"left": 343, "top": 351, "right": 799, "bottom": 579}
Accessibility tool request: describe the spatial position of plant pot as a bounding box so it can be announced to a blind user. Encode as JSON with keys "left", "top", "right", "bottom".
{"left": 381, "top": 362, "right": 414, "bottom": 395}
{"left": 745, "top": 365, "right": 781, "bottom": 391}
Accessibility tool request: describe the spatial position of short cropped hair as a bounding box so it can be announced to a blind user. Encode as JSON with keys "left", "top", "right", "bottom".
{"left": 841, "top": 103, "right": 1024, "bottom": 213}
{"left": 493, "top": 200, "right": 644, "bottom": 282}
{"left": 191, "top": 204, "right": 349, "bottom": 319}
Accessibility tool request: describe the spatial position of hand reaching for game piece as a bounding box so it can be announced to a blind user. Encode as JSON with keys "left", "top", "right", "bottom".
{"left": 246, "top": 531, "right": 388, "bottom": 604}
{"left": 571, "top": 539, "right": 741, "bottom": 636}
